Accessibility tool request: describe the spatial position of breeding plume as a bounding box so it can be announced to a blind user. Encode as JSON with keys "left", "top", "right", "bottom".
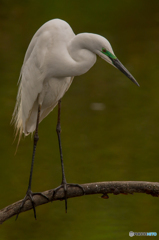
{"left": 12, "top": 19, "right": 139, "bottom": 219}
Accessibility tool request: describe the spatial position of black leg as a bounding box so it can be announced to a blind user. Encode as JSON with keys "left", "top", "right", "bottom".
{"left": 53, "top": 99, "right": 85, "bottom": 212}
{"left": 56, "top": 100, "right": 65, "bottom": 182}
{"left": 16, "top": 104, "right": 49, "bottom": 220}
{"left": 56, "top": 99, "right": 68, "bottom": 211}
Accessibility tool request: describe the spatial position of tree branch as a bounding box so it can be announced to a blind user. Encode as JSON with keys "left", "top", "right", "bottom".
{"left": 0, "top": 181, "right": 159, "bottom": 224}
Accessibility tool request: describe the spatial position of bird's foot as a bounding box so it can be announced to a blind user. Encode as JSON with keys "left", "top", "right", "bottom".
{"left": 16, "top": 189, "right": 49, "bottom": 220}
{"left": 52, "top": 182, "right": 85, "bottom": 212}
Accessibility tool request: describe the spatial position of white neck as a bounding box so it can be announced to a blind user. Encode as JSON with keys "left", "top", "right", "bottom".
{"left": 67, "top": 33, "right": 97, "bottom": 76}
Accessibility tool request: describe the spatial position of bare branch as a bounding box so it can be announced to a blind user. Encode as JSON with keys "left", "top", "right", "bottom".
{"left": 0, "top": 181, "right": 159, "bottom": 224}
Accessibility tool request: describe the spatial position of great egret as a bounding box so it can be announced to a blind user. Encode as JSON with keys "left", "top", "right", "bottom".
{"left": 12, "top": 18, "right": 139, "bottom": 219}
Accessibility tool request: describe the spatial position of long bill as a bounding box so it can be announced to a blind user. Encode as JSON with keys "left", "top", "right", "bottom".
{"left": 111, "top": 58, "right": 140, "bottom": 87}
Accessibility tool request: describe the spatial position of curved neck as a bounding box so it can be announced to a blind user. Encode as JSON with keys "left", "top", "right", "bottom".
{"left": 67, "top": 33, "right": 97, "bottom": 76}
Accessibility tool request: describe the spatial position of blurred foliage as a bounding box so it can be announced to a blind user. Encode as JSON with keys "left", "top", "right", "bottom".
{"left": 0, "top": 0, "right": 159, "bottom": 239}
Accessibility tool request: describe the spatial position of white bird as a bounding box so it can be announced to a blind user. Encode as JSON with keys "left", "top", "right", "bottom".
{"left": 12, "top": 18, "right": 139, "bottom": 219}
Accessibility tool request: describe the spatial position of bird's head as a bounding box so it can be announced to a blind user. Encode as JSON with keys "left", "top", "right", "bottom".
{"left": 94, "top": 35, "right": 140, "bottom": 87}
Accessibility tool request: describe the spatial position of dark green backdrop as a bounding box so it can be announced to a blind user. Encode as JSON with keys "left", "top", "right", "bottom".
{"left": 0, "top": 0, "right": 159, "bottom": 239}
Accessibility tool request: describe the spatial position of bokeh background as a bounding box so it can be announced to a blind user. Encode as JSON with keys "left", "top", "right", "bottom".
{"left": 0, "top": 0, "right": 159, "bottom": 239}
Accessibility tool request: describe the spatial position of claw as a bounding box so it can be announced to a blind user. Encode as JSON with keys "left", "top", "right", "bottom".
{"left": 52, "top": 183, "right": 85, "bottom": 213}
{"left": 16, "top": 190, "right": 49, "bottom": 220}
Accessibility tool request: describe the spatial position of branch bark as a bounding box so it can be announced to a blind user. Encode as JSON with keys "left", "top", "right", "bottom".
{"left": 0, "top": 181, "right": 159, "bottom": 224}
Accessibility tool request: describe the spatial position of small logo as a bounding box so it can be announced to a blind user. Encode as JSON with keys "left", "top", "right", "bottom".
{"left": 129, "top": 231, "right": 134, "bottom": 237}
{"left": 129, "top": 231, "right": 157, "bottom": 237}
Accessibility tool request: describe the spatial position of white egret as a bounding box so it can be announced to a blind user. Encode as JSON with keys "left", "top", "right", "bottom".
{"left": 12, "top": 18, "right": 139, "bottom": 219}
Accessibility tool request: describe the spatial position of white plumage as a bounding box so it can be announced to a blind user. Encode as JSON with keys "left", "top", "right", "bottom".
{"left": 12, "top": 18, "right": 139, "bottom": 143}
{"left": 12, "top": 19, "right": 76, "bottom": 139}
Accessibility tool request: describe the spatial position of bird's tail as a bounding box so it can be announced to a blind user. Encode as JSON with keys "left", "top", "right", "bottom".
{"left": 11, "top": 78, "right": 23, "bottom": 153}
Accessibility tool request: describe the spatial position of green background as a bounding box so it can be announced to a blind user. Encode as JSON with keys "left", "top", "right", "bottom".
{"left": 0, "top": 0, "right": 159, "bottom": 239}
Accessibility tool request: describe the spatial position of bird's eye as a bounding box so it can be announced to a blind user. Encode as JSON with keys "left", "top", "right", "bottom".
{"left": 102, "top": 48, "right": 106, "bottom": 53}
